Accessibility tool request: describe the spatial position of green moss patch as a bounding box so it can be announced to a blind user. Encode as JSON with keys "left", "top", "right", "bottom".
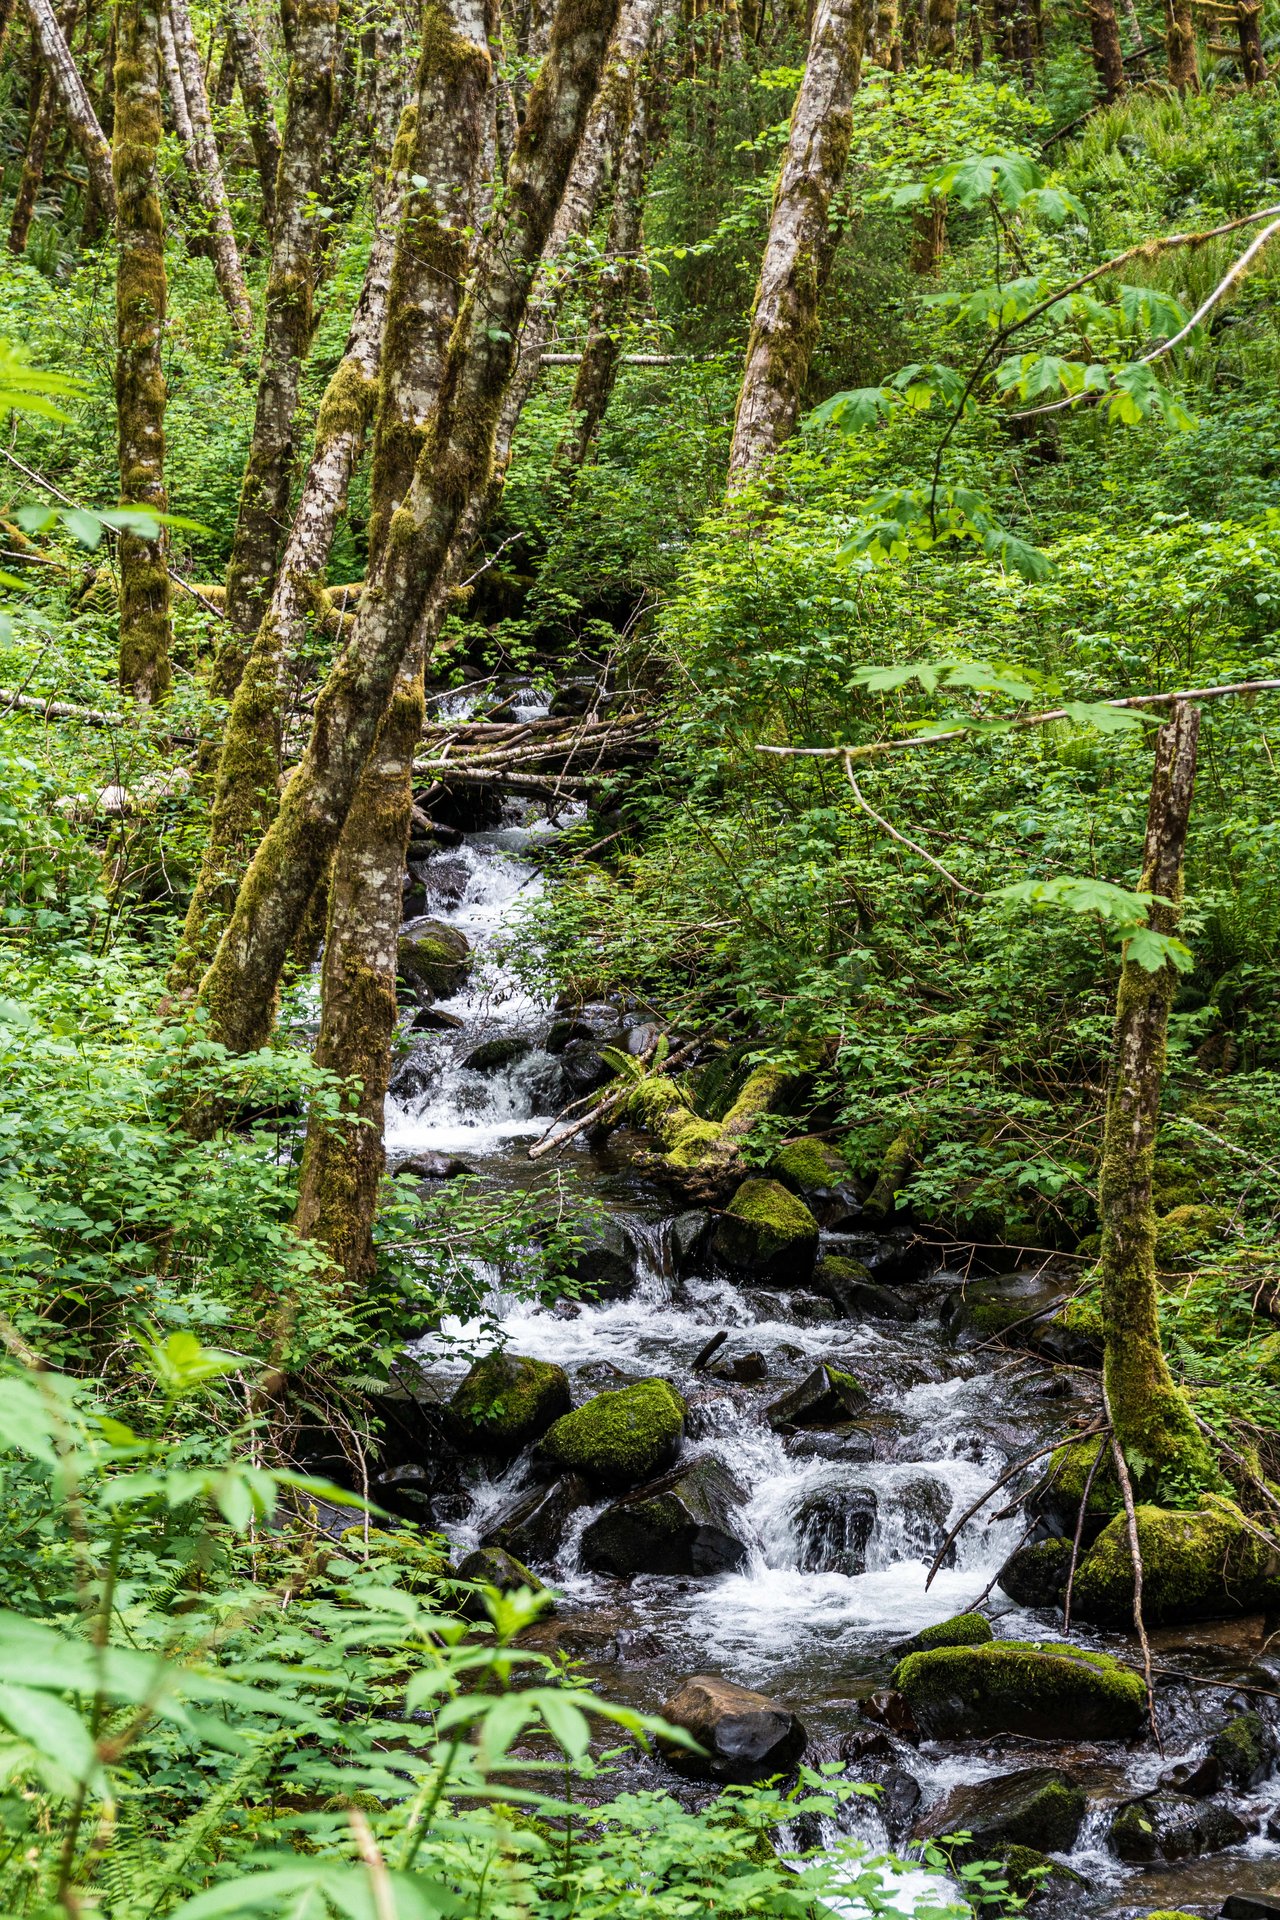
{"left": 539, "top": 1377, "right": 686, "bottom": 1488}
{"left": 447, "top": 1350, "right": 570, "bottom": 1452}
{"left": 892, "top": 1640, "right": 1146, "bottom": 1741}
{"left": 1073, "top": 1497, "right": 1280, "bottom": 1626}
{"left": 898, "top": 1610, "right": 993, "bottom": 1654}
{"left": 712, "top": 1177, "right": 819, "bottom": 1279}
{"left": 771, "top": 1135, "right": 846, "bottom": 1195}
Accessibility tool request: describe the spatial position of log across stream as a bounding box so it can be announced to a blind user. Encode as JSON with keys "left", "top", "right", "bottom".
{"left": 377, "top": 681, "right": 1280, "bottom": 1919}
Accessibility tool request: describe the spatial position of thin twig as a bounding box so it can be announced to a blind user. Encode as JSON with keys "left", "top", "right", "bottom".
{"left": 924, "top": 1420, "right": 1109, "bottom": 1590}
{"left": 845, "top": 765, "right": 983, "bottom": 896}
{"left": 1103, "top": 1382, "right": 1161, "bottom": 1749}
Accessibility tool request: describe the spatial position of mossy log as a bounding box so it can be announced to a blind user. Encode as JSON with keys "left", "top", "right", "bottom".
{"left": 623, "top": 1064, "right": 796, "bottom": 1194}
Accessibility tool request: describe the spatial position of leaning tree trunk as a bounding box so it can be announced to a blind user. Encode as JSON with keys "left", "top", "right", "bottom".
{"left": 1085, "top": 0, "right": 1126, "bottom": 99}
{"left": 166, "top": 0, "right": 254, "bottom": 346}
{"left": 23, "top": 0, "right": 116, "bottom": 217}
{"left": 169, "top": 158, "right": 408, "bottom": 993}
{"left": 215, "top": 0, "right": 338, "bottom": 686}
{"left": 226, "top": 0, "right": 281, "bottom": 228}
{"left": 1163, "top": 0, "right": 1198, "bottom": 87}
{"left": 114, "top": 0, "right": 172, "bottom": 704}
{"left": 1235, "top": 0, "right": 1265, "bottom": 83}
{"left": 194, "top": 0, "right": 624, "bottom": 1058}
{"left": 726, "top": 0, "right": 866, "bottom": 488}
{"left": 1097, "top": 700, "right": 1217, "bottom": 1490}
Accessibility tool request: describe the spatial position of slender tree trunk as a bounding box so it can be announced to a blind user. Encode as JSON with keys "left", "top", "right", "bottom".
{"left": 194, "top": 0, "right": 624, "bottom": 1056}
{"left": 968, "top": 0, "right": 982, "bottom": 64}
{"left": 727, "top": 0, "right": 866, "bottom": 487}
{"left": 23, "top": 0, "right": 116, "bottom": 217}
{"left": 166, "top": 0, "right": 254, "bottom": 344}
{"left": 1098, "top": 702, "right": 1217, "bottom": 1489}
{"left": 9, "top": 67, "right": 57, "bottom": 254}
{"left": 1085, "top": 0, "right": 1126, "bottom": 98}
{"left": 213, "top": 28, "right": 236, "bottom": 106}
{"left": 114, "top": 0, "right": 172, "bottom": 704}
{"left": 1163, "top": 0, "right": 1198, "bottom": 87}
{"left": 1235, "top": 0, "right": 1265, "bottom": 82}
{"left": 925, "top": 0, "right": 955, "bottom": 62}
{"left": 227, "top": 0, "right": 280, "bottom": 227}
{"left": 215, "top": 0, "right": 338, "bottom": 688}
{"left": 1013, "top": 0, "right": 1033, "bottom": 80}
{"left": 991, "top": 0, "right": 1016, "bottom": 57}
{"left": 80, "top": 6, "right": 115, "bottom": 240}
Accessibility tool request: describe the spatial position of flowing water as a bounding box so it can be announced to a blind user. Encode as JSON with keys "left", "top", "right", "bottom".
{"left": 384, "top": 693, "right": 1280, "bottom": 1917}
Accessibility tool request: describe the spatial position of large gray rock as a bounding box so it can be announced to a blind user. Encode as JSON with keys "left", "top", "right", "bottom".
{"left": 580, "top": 1455, "right": 746, "bottom": 1577}
{"left": 659, "top": 1674, "right": 807, "bottom": 1782}
{"left": 912, "top": 1766, "right": 1086, "bottom": 1857}
{"left": 793, "top": 1485, "right": 877, "bottom": 1574}
{"left": 563, "top": 1215, "right": 645, "bottom": 1300}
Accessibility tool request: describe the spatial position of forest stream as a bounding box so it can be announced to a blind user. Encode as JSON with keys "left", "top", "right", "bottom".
{"left": 363, "top": 682, "right": 1280, "bottom": 1920}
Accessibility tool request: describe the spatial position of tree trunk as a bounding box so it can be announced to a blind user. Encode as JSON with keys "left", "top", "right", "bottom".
{"left": 0, "top": 0, "right": 18, "bottom": 60}
{"left": 114, "top": 0, "right": 172, "bottom": 705}
{"left": 925, "top": 0, "right": 955, "bottom": 62}
{"left": 1163, "top": 0, "right": 1198, "bottom": 88}
{"left": 1235, "top": 0, "right": 1265, "bottom": 83}
{"left": 8, "top": 67, "right": 57, "bottom": 254}
{"left": 166, "top": 0, "right": 255, "bottom": 345}
{"left": 194, "top": 0, "right": 624, "bottom": 1057}
{"left": 873, "top": 0, "right": 900, "bottom": 66}
{"left": 1085, "top": 0, "right": 1126, "bottom": 99}
{"left": 216, "top": 0, "right": 338, "bottom": 686}
{"left": 170, "top": 158, "right": 407, "bottom": 993}
{"left": 212, "top": 28, "right": 237, "bottom": 107}
{"left": 1098, "top": 701, "right": 1217, "bottom": 1490}
{"left": 226, "top": 0, "right": 280, "bottom": 228}
{"left": 23, "top": 0, "right": 116, "bottom": 218}
{"left": 1013, "top": 0, "right": 1033, "bottom": 82}
{"left": 726, "top": 0, "right": 866, "bottom": 488}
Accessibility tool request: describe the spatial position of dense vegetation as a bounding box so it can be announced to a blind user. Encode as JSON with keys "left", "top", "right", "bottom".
{"left": 3, "top": 0, "right": 1280, "bottom": 1909}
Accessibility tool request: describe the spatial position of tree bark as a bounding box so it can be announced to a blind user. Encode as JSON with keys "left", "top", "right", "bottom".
{"left": 194, "top": 0, "right": 624, "bottom": 1056}
{"left": 1085, "top": 0, "right": 1126, "bottom": 99}
{"left": 926, "top": 0, "right": 955, "bottom": 62}
{"left": 166, "top": 0, "right": 255, "bottom": 345}
{"left": 114, "top": 0, "right": 172, "bottom": 705}
{"left": 873, "top": 0, "right": 900, "bottom": 65}
{"left": 1098, "top": 701, "right": 1217, "bottom": 1489}
{"left": 216, "top": 0, "right": 339, "bottom": 684}
{"left": 1235, "top": 0, "right": 1265, "bottom": 83}
{"left": 8, "top": 60, "right": 58, "bottom": 254}
{"left": 726, "top": 0, "right": 866, "bottom": 488}
{"left": 0, "top": 0, "right": 18, "bottom": 60}
{"left": 23, "top": 0, "right": 116, "bottom": 218}
{"left": 226, "top": 0, "right": 281, "bottom": 228}
{"left": 1163, "top": 0, "right": 1198, "bottom": 88}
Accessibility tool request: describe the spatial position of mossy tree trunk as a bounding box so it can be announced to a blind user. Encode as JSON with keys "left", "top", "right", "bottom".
{"left": 726, "top": 0, "right": 866, "bottom": 488}
{"left": 170, "top": 159, "right": 408, "bottom": 993}
{"left": 226, "top": 0, "right": 281, "bottom": 230}
{"left": 114, "top": 0, "right": 172, "bottom": 705}
{"left": 215, "top": 0, "right": 339, "bottom": 685}
{"left": 1235, "top": 0, "right": 1265, "bottom": 83}
{"left": 1163, "top": 0, "right": 1198, "bottom": 88}
{"left": 1098, "top": 701, "right": 1217, "bottom": 1491}
{"left": 925, "top": 0, "right": 955, "bottom": 63}
{"left": 7, "top": 11, "right": 67, "bottom": 256}
{"left": 23, "top": 0, "right": 116, "bottom": 217}
{"left": 873, "top": 0, "right": 901, "bottom": 66}
{"left": 194, "top": 0, "right": 623, "bottom": 1057}
{"left": 165, "top": 0, "right": 254, "bottom": 347}
{"left": 1085, "top": 0, "right": 1126, "bottom": 99}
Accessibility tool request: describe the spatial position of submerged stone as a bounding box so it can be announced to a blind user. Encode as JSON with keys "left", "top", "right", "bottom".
{"left": 580, "top": 1454, "right": 746, "bottom": 1577}
{"left": 793, "top": 1484, "right": 877, "bottom": 1574}
{"left": 538, "top": 1377, "right": 685, "bottom": 1487}
{"left": 446, "top": 1350, "right": 570, "bottom": 1453}
{"left": 455, "top": 1545, "right": 547, "bottom": 1618}
{"left": 766, "top": 1360, "right": 869, "bottom": 1431}
{"left": 463, "top": 1035, "right": 533, "bottom": 1073}
{"left": 1109, "top": 1791, "right": 1248, "bottom": 1863}
{"left": 711, "top": 1177, "right": 819, "bottom": 1283}
{"left": 659, "top": 1673, "right": 807, "bottom": 1782}
{"left": 783, "top": 1423, "right": 875, "bottom": 1463}
{"left": 892, "top": 1640, "right": 1146, "bottom": 1742}
{"left": 481, "top": 1473, "right": 591, "bottom": 1566}
{"left": 1073, "top": 1498, "right": 1280, "bottom": 1626}
{"left": 912, "top": 1765, "right": 1086, "bottom": 1857}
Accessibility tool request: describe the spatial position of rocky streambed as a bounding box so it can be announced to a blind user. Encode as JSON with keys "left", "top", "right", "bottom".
{"left": 357, "top": 682, "right": 1280, "bottom": 1920}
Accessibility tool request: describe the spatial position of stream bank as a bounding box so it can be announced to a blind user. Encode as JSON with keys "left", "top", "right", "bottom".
{"left": 365, "top": 678, "right": 1280, "bottom": 1920}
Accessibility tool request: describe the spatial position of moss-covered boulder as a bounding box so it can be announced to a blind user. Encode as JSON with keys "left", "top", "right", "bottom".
{"left": 771, "top": 1136, "right": 847, "bottom": 1196}
{"left": 538, "top": 1377, "right": 685, "bottom": 1488}
{"left": 893, "top": 1611, "right": 993, "bottom": 1656}
{"left": 986, "top": 1846, "right": 1084, "bottom": 1903}
{"left": 813, "top": 1255, "right": 916, "bottom": 1321}
{"left": 1109, "top": 1791, "right": 1247, "bottom": 1863}
{"left": 447, "top": 1350, "right": 570, "bottom": 1453}
{"left": 580, "top": 1454, "right": 746, "bottom": 1577}
{"left": 397, "top": 918, "right": 471, "bottom": 1000}
{"left": 892, "top": 1640, "right": 1146, "bottom": 1741}
{"left": 1037, "top": 1433, "right": 1122, "bottom": 1543}
{"left": 998, "top": 1537, "right": 1073, "bottom": 1610}
{"left": 712, "top": 1178, "right": 819, "bottom": 1283}
{"left": 455, "top": 1545, "right": 547, "bottom": 1620}
{"left": 1210, "top": 1709, "right": 1276, "bottom": 1789}
{"left": 911, "top": 1765, "right": 1086, "bottom": 1857}
{"left": 1073, "top": 1498, "right": 1280, "bottom": 1626}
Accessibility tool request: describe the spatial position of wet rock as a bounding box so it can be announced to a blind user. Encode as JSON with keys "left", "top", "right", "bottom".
{"left": 563, "top": 1215, "right": 645, "bottom": 1300}
{"left": 1073, "top": 1499, "right": 1280, "bottom": 1627}
{"left": 1225, "top": 1900, "right": 1280, "bottom": 1919}
{"left": 558, "top": 1041, "right": 611, "bottom": 1099}
{"left": 793, "top": 1485, "right": 877, "bottom": 1574}
{"left": 658, "top": 1674, "right": 807, "bottom": 1783}
{"left": 718, "top": 1351, "right": 767, "bottom": 1385}
{"left": 770, "top": 1136, "right": 848, "bottom": 1195}
{"left": 368, "top": 1463, "right": 435, "bottom": 1526}
{"left": 549, "top": 681, "right": 595, "bottom": 718}
{"left": 784, "top": 1424, "right": 875, "bottom": 1464}
{"left": 891, "top": 1610, "right": 993, "bottom": 1657}
{"left": 895, "top": 1472, "right": 955, "bottom": 1562}
{"left": 788, "top": 1292, "right": 839, "bottom": 1323}
{"left": 364, "top": 1379, "right": 454, "bottom": 1472}
{"left": 998, "top": 1536, "right": 1072, "bottom": 1610}
{"left": 669, "top": 1210, "right": 712, "bottom": 1272}
{"left": 552, "top": 1299, "right": 581, "bottom": 1320}
{"left": 1159, "top": 1750, "right": 1222, "bottom": 1797}
{"left": 394, "top": 1149, "right": 472, "bottom": 1180}
{"left": 813, "top": 1255, "right": 917, "bottom": 1322}
{"left": 538, "top": 1377, "right": 685, "bottom": 1488}
{"left": 406, "top": 853, "right": 471, "bottom": 912}
{"left": 446, "top": 1350, "right": 571, "bottom": 1453}
{"left": 874, "top": 1767, "right": 923, "bottom": 1841}
{"left": 859, "top": 1689, "right": 921, "bottom": 1740}
{"left": 388, "top": 1055, "right": 433, "bottom": 1102}
{"left": 571, "top": 1359, "right": 641, "bottom": 1396}
{"left": 464, "top": 1035, "right": 533, "bottom": 1073}
{"left": 912, "top": 1766, "right": 1086, "bottom": 1857}
{"left": 481, "top": 1473, "right": 591, "bottom": 1565}
{"left": 408, "top": 822, "right": 465, "bottom": 855}
{"left": 711, "top": 1178, "right": 819, "bottom": 1284}
{"left": 838, "top": 1728, "right": 893, "bottom": 1764}
{"left": 398, "top": 919, "right": 471, "bottom": 1001}
{"left": 892, "top": 1640, "right": 1147, "bottom": 1742}
{"left": 455, "top": 1545, "right": 547, "bottom": 1619}
{"left": 989, "top": 1847, "right": 1086, "bottom": 1906}
{"left": 545, "top": 1017, "right": 597, "bottom": 1052}
{"left": 409, "top": 1005, "right": 466, "bottom": 1032}
{"left": 1109, "top": 1792, "right": 1248, "bottom": 1863}
{"left": 1210, "top": 1709, "right": 1276, "bottom": 1789}
{"left": 581, "top": 1455, "right": 746, "bottom": 1577}
{"left": 765, "top": 1360, "right": 869, "bottom": 1431}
